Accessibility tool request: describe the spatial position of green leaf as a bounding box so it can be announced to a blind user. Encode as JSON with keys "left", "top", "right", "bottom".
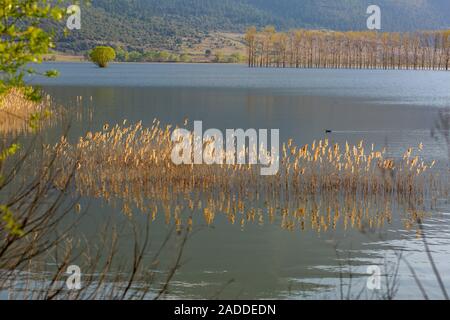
{"left": 0, "top": 205, "right": 24, "bottom": 237}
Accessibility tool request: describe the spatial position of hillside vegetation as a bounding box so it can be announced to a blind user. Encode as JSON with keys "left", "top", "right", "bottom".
{"left": 55, "top": 0, "right": 450, "bottom": 54}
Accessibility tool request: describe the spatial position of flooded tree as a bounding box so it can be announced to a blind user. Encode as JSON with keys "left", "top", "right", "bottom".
{"left": 245, "top": 27, "right": 450, "bottom": 71}
{"left": 89, "top": 46, "right": 116, "bottom": 68}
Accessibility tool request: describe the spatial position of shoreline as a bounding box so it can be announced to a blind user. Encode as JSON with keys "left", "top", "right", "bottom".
{"left": 42, "top": 59, "right": 244, "bottom": 65}
{"left": 40, "top": 60, "right": 450, "bottom": 71}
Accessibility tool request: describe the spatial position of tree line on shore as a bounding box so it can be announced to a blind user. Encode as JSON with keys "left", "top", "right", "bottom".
{"left": 91, "top": 47, "right": 245, "bottom": 64}
{"left": 245, "top": 26, "right": 450, "bottom": 70}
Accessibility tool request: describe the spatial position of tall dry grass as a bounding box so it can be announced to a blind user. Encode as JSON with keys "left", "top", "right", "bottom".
{"left": 0, "top": 88, "right": 55, "bottom": 136}
{"left": 50, "top": 119, "right": 444, "bottom": 234}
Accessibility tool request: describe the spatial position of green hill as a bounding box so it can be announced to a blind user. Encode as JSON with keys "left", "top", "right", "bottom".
{"left": 55, "top": 0, "right": 450, "bottom": 53}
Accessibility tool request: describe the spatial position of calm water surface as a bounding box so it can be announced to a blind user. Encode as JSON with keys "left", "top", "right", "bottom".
{"left": 27, "top": 63, "right": 450, "bottom": 299}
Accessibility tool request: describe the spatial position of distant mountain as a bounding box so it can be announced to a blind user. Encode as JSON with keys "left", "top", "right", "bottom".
{"left": 56, "top": 0, "right": 450, "bottom": 53}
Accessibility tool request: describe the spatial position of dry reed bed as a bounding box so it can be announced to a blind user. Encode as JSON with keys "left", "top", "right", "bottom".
{"left": 0, "top": 88, "right": 57, "bottom": 136}
{"left": 49, "top": 120, "right": 444, "bottom": 233}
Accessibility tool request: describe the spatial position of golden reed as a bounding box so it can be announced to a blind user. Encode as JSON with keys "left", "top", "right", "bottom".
{"left": 49, "top": 119, "right": 444, "bottom": 234}
{"left": 0, "top": 88, "right": 56, "bottom": 136}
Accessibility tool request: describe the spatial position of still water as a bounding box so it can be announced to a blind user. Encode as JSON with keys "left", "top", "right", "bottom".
{"left": 29, "top": 63, "right": 450, "bottom": 299}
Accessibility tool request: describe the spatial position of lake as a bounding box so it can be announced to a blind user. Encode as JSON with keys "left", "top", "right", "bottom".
{"left": 25, "top": 62, "right": 450, "bottom": 299}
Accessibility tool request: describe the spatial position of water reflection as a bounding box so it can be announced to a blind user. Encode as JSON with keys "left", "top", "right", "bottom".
{"left": 17, "top": 65, "right": 450, "bottom": 299}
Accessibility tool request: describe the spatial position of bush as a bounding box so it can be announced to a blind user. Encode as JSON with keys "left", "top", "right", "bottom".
{"left": 214, "top": 52, "right": 224, "bottom": 63}
{"left": 180, "top": 54, "right": 191, "bottom": 63}
{"left": 89, "top": 46, "right": 116, "bottom": 68}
